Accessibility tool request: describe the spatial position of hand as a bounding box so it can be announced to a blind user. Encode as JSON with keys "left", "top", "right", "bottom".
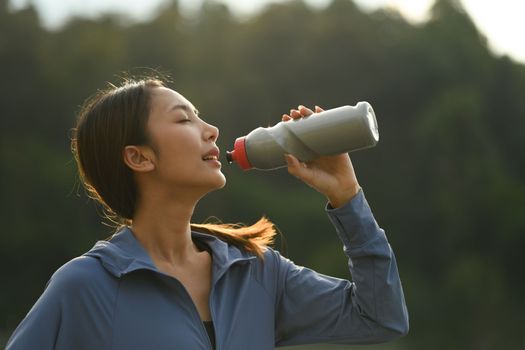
{"left": 282, "top": 105, "right": 361, "bottom": 208}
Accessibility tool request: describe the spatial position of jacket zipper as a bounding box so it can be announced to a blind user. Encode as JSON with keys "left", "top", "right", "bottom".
{"left": 162, "top": 275, "right": 214, "bottom": 350}
{"left": 209, "top": 286, "right": 218, "bottom": 350}
{"left": 183, "top": 285, "right": 214, "bottom": 350}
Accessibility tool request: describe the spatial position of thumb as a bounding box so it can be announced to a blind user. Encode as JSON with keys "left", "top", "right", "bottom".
{"left": 285, "top": 154, "right": 310, "bottom": 181}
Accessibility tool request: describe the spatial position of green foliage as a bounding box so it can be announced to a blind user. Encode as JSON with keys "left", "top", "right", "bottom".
{"left": 1, "top": 0, "right": 524, "bottom": 348}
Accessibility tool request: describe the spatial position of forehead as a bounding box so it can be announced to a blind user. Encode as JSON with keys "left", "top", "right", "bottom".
{"left": 149, "top": 87, "right": 195, "bottom": 115}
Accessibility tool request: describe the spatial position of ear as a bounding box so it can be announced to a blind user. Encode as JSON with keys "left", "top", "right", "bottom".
{"left": 123, "top": 145, "right": 155, "bottom": 173}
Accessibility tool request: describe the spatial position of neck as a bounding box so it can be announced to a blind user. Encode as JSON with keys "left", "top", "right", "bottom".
{"left": 131, "top": 192, "right": 200, "bottom": 265}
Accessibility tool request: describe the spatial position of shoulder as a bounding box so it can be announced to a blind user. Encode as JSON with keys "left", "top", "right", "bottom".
{"left": 261, "top": 247, "right": 295, "bottom": 270}
{"left": 47, "top": 255, "right": 117, "bottom": 297}
{"left": 252, "top": 247, "right": 295, "bottom": 283}
{"left": 52, "top": 255, "right": 109, "bottom": 281}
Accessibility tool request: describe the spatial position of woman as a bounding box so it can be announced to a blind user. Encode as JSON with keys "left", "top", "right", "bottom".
{"left": 6, "top": 78, "right": 408, "bottom": 349}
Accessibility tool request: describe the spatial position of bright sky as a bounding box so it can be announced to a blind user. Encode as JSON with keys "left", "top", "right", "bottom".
{"left": 8, "top": 0, "right": 525, "bottom": 64}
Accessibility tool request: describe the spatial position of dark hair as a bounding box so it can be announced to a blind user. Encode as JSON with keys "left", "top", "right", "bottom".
{"left": 72, "top": 78, "right": 275, "bottom": 258}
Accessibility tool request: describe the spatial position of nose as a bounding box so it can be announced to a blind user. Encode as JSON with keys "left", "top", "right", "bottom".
{"left": 203, "top": 121, "right": 219, "bottom": 142}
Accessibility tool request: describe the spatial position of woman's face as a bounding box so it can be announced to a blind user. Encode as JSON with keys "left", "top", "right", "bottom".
{"left": 144, "top": 86, "right": 226, "bottom": 195}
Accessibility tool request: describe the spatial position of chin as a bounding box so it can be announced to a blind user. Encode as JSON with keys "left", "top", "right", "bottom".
{"left": 204, "top": 171, "right": 226, "bottom": 191}
{"left": 215, "top": 173, "right": 227, "bottom": 189}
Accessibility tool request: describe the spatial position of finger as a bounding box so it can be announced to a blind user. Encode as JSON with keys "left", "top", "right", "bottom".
{"left": 315, "top": 105, "right": 324, "bottom": 113}
{"left": 290, "top": 109, "right": 302, "bottom": 120}
{"left": 298, "top": 105, "right": 314, "bottom": 116}
{"left": 284, "top": 154, "right": 302, "bottom": 175}
{"left": 285, "top": 154, "right": 310, "bottom": 180}
{"left": 282, "top": 114, "right": 292, "bottom": 122}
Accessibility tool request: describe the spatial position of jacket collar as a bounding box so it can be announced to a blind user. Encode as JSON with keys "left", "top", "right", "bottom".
{"left": 84, "top": 227, "right": 256, "bottom": 281}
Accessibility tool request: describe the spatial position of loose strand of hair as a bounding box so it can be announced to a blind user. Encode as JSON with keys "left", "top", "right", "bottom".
{"left": 191, "top": 217, "right": 277, "bottom": 260}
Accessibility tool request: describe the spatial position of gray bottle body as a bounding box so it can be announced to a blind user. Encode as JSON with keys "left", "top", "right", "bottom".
{"left": 227, "top": 102, "right": 379, "bottom": 170}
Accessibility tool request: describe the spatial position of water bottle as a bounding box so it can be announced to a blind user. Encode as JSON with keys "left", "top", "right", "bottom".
{"left": 225, "top": 102, "right": 379, "bottom": 170}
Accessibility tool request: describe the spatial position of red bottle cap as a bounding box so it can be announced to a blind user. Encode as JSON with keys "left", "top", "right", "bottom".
{"left": 226, "top": 137, "right": 252, "bottom": 170}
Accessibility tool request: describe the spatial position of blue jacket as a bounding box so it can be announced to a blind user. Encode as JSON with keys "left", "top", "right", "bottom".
{"left": 6, "top": 191, "right": 408, "bottom": 349}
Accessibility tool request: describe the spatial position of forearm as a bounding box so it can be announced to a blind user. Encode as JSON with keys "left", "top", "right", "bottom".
{"left": 326, "top": 189, "right": 409, "bottom": 338}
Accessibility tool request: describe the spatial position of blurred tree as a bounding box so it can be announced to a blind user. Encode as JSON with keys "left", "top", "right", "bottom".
{"left": 1, "top": 0, "right": 524, "bottom": 348}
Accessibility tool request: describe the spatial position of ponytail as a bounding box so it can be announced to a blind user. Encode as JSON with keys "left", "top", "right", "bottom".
{"left": 191, "top": 217, "right": 276, "bottom": 259}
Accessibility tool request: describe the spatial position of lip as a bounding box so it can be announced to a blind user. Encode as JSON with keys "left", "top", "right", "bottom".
{"left": 202, "top": 146, "right": 220, "bottom": 161}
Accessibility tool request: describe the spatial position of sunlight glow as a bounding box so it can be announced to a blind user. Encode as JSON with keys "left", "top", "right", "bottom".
{"left": 8, "top": 0, "right": 525, "bottom": 63}
{"left": 462, "top": 0, "right": 525, "bottom": 62}
{"left": 353, "top": 0, "right": 433, "bottom": 22}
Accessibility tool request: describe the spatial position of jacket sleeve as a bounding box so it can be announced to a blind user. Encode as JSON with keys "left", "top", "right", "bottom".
{"left": 273, "top": 189, "right": 409, "bottom": 347}
{"left": 5, "top": 278, "right": 62, "bottom": 350}
{"left": 5, "top": 257, "right": 115, "bottom": 350}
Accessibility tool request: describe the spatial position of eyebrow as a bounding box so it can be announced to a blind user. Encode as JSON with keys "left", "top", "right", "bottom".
{"left": 170, "top": 104, "right": 200, "bottom": 116}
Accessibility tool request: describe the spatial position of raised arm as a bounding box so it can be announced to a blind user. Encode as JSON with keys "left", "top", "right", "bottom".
{"left": 273, "top": 105, "right": 409, "bottom": 346}
{"left": 274, "top": 189, "right": 409, "bottom": 346}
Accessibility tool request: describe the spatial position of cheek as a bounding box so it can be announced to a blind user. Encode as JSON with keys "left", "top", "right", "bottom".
{"left": 156, "top": 134, "right": 200, "bottom": 167}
